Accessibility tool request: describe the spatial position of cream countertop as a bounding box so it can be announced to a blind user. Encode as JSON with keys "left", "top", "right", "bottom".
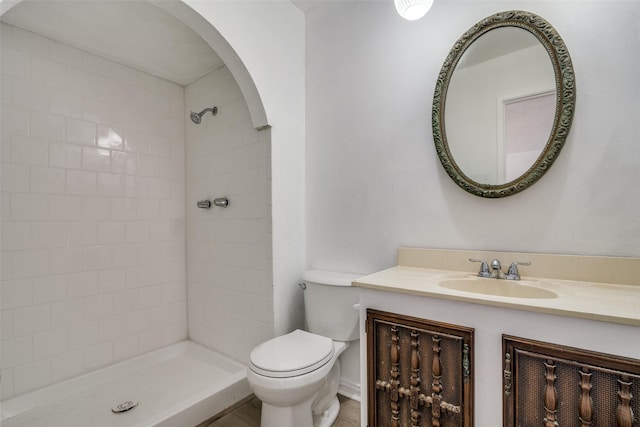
{"left": 352, "top": 265, "right": 640, "bottom": 327}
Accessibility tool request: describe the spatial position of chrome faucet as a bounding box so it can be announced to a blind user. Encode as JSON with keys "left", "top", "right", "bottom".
{"left": 490, "top": 259, "right": 506, "bottom": 279}
{"left": 469, "top": 258, "right": 531, "bottom": 280}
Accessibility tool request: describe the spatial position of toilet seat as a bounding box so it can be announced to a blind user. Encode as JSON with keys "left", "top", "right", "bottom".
{"left": 249, "top": 330, "right": 334, "bottom": 378}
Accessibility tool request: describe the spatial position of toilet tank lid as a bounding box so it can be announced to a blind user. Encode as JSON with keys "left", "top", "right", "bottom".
{"left": 302, "top": 270, "right": 363, "bottom": 287}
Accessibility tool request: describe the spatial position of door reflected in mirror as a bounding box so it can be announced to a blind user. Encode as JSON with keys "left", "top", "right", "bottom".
{"left": 503, "top": 92, "right": 555, "bottom": 182}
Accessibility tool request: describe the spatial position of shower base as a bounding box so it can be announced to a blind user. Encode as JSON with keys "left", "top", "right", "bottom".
{"left": 0, "top": 341, "right": 250, "bottom": 427}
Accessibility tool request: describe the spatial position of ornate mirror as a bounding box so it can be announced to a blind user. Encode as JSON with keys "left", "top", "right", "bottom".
{"left": 432, "top": 11, "right": 576, "bottom": 198}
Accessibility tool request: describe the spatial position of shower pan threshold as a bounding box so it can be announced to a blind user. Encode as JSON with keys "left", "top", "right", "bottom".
{"left": 1, "top": 341, "right": 251, "bottom": 427}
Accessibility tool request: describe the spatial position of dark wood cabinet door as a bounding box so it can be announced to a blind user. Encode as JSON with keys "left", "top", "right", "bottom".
{"left": 503, "top": 335, "right": 640, "bottom": 427}
{"left": 367, "top": 309, "right": 474, "bottom": 427}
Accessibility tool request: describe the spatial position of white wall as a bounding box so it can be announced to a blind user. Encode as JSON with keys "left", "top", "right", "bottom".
{"left": 305, "top": 1, "right": 640, "bottom": 273}
{"left": 185, "top": 66, "right": 273, "bottom": 364}
{"left": 305, "top": 0, "right": 640, "bottom": 391}
{"left": 0, "top": 24, "right": 187, "bottom": 398}
{"left": 184, "top": 0, "right": 307, "bottom": 335}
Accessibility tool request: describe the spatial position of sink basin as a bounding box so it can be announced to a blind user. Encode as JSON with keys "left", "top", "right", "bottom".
{"left": 439, "top": 279, "right": 558, "bottom": 299}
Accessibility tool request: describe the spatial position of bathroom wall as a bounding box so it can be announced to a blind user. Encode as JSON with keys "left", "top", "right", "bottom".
{"left": 0, "top": 23, "right": 187, "bottom": 398}
{"left": 185, "top": 66, "right": 273, "bottom": 364}
{"left": 305, "top": 1, "right": 640, "bottom": 271}
{"left": 305, "top": 0, "right": 639, "bottom": 391}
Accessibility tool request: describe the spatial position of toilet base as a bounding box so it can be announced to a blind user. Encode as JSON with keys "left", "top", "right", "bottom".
{"left": 312, "top": 396, "right": 340, "bottom": 427}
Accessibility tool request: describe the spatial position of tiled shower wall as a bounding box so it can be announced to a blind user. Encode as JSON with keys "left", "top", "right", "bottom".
{"left": 0, "top": 24, "right": 187, "bottom": 398}
{"left": 185, "top": 67, "right": 273, "bottom": 364}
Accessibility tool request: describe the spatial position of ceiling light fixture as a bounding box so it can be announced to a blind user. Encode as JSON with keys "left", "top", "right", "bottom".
{"left": 394, "top": 0, "right": 434, "bottom": 21}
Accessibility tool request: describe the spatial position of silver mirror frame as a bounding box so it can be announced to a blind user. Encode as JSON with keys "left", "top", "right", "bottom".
{"left": 432, "top": 10, "right": 576, "bottom": 198}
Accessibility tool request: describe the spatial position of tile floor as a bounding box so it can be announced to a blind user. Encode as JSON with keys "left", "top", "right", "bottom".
{"left": 203, "top": 394, "right": 360, "bottom": 427}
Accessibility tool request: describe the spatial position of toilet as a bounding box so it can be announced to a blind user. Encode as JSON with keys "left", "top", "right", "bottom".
{"left": 246, "top": 270, "right": 361, "bottom": 427}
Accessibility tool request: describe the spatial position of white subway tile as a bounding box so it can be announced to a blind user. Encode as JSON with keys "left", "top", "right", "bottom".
{"left": 66, "top": 67, "right": 96, "bottom": 97}
{"left": 66, "top": 170, "right": 96, "bottom": 195}
{"left": 66, "top": 270, "right": 99, "bottom": 299}
{"left": 11, "top": 249, "right": 49, "bottom": 278}
{"left": 33, "top": 327, "right": 68, "bottom": 359}
{"left": 13, "top": 303, "right": 50, "bottom": 336}
{"left": 137, "top": 199, "right": 159, "bottom": 220}
{"left": 97, "top": 125, "right": 124, "bottom": 151}
{"left": 138, "top": 327, "right": 162, "bottom": 354}
{"left": 112, "top": 289, "right": 138, "bottom": 314}
{"left": 11, "top": 79, "right": 49, "bottom": 111}
{"left": 49, "top": 142, "right": 81, "bottom": 169}
{"left": 31, "top": 112, "right": 65, "bottom": 140}
{"left": 51, "top": 350, "right": 84, "bottom": 383}
{"left": 97, "top": 173, "right": 124, "bottom": 197}
{"left": 125, "top": 309, "right": 150, "bottom": 333}
{"left": 125, "top": 221, "right": 148, "bottom": 243}
{"left": 50, "top": 41, "right": 83, "bottom": 68}
{"left": 97, "top": 221, "right": 125, "bottom": 245}
{"left": 80, "top": 196, "right": 110, "bottom": 221}
{"left": 84, "top": 293, "right": 113, "bottom": 322}
{"left": 82, "top": 96, "right": 111, "bottom": 124}
{"left": 13, "top": 358, "right": 51, "bottom": 395}
{"left": 0, "top": 368, "right": 15, "bottom": 399}
{"left": 99, "top": 314, "right": 126, "bottom": 341}
{"left": 11, "top": 135, "right": 48, "bottom": 165}
{"left": 49, "top": 247, "right": 84, "bottom": 275}
{"left": 148, "top": 178, "right": 171, "bottom": 199}
{"left": 2, "top": 310, "right": 14, "bottom": 339}
{"left": 1, "top": 221, "right": 31, "bottom": 251}
{"left": 30, "top": 166, "right": 65, "bottom": 194}
{"left": 82, "top": 245, "right": 112, "bottom": 271}
{"left": 82, "top": 147, "right": 110, "bottom": 172}
{"left": 1, "top": 279, "right": 32, "bottom": 309}
{"left": 84, "top": 341, "right": 113, "bottom": 370}
{"left": 68, "top": 320, "right": 99, "bottom": 350}
{"left": 112, "top": 244, "right": 138, "bottom": 267}
{"left": 50, "top": 88, "right": 82, "bottom": 118}
{"left": 0, "top": 335, "right": 33, "bottom": 370}
{"left": 124, "top": 130, "right": 150, "bottom": 154}
{"left": 113, "top": 334, "right": 139, "bottom": 361}
{"left": 1, "top": 105, "right": 30, "bottom": 136}
{"left": 162, "top": 321, "right": 186, "bottom": 345}
{"left": 32, "top": 56, "right": 66, "bottom": 89}
{"left": 51, "top": 298, "right": 83, "bottom": 328}
{"left": 11, "top": 26, "right": 49, "bottom": 57}
{"left": 31, "top": 221, "right": 68, "bottom": 249}
{"left": 66, "top": 118, "right": 96, "bottom": 146}
{"left": 111, "top": 197, "right": 136, "bottom": 220}
{"left": 99, "top": 268, "right": 126, "bottom": 293}
{"left": 111, "top": 151, "right": 136, "bottom": 175}
{"left": 1, "top": 47, "right": 30, "bottom": 79}
{"left": 163, "top": 282, "right": 186, "bottom": 304}
{"left": 138, "top": 285, "right": 163, "bottom": 309}
{"left": 32, "top": 275, "right": 67, "bottom": 304}
{"left": 48, "top": 195, "right": 82, "bottom": 220}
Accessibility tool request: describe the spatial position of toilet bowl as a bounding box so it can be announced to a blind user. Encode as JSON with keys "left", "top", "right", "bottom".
{"left": 246, "top": 270, "right": 361, "bottom": 427}
{"left": 247, "top": 330, "right": 348, "bottom": 427}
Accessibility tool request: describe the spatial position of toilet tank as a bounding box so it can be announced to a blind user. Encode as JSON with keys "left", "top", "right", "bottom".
{"left": 302, "top": 270, "right": 361, "bottom": 342}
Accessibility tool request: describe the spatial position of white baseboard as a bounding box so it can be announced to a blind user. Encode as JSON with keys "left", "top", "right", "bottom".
{"left": 338, "top": 378, "right": 360, "bottom": 402}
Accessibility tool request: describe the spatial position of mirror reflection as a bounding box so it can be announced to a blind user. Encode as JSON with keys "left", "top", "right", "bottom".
{"left": 445, "top": 27, "right": 555, "bottom": 185}
{"left": 432, "top": 10, "right": 576, "bottom": 198}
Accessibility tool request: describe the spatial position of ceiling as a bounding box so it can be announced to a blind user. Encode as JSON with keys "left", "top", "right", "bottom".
{"left": 1, "top": 0, "right": 225, "bottom": 86}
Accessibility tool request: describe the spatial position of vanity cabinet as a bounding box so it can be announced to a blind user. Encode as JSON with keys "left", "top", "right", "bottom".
{"left": 366, "top": 309, "right": 474, "bottom": 427}
{"left": 503, "top": 335, "right": 640, "bottom": 427}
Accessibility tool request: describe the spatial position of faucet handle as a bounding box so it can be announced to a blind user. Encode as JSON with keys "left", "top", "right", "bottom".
{"left": 469, "top": 259, "right": 491, "bottom": 278}
{"left": 506, "top": 262, "right": 531, "bottom": 280}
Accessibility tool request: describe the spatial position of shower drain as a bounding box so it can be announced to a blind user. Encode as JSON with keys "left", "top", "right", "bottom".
{"left": 112, "top": 400, "right": 138, "bottom": 413}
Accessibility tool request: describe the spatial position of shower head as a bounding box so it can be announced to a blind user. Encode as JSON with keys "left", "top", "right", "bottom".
{"left": 190, "top": 106, "right": 218, "bottom": 124}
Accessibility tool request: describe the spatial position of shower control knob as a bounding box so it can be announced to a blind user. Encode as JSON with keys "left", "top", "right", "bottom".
{"left": 197, "top": 200, "right": 212, "bottom": 209}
